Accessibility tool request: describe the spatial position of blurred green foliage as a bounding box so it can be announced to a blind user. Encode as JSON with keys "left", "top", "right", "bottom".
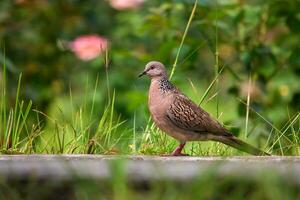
{"left": 1, "top": 165, "right": 300, "bottom": 200}
{"left": 0, "top": 0, "right": 299, "bottom": 154}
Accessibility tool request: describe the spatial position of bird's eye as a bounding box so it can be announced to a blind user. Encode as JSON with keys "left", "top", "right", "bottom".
{"left": 150, "top": 65, "right": 155, "bottom": 70}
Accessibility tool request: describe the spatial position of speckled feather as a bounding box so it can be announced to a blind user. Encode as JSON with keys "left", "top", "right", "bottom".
{"left": 158, "top": 77, "right": 175, "bottom": 92}
{"left": 160, "top": 81, "right": 230, "bottom": 136}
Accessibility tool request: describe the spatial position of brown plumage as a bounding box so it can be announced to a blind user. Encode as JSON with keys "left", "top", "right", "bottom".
{"left": 139, "top": 61, "right": 270, "bottom": 156}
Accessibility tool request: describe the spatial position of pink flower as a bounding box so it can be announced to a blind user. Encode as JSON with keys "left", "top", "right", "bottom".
{"left": 109, "top": 0, "right": 144, "bottom": 10}
{"left": 69, "top": 35, "right": 108, "bottom": 61}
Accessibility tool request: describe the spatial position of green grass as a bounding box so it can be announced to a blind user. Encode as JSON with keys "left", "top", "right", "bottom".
{"left": 0, "top": 55, "right": 126, "bottom": 154}
{"left": 0, "top": 58, "right": 33, "bottom": 154}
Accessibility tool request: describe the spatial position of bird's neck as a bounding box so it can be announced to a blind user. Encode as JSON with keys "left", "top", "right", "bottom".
{"left": 152, "top": 76, "right": 175, "bottom": 93}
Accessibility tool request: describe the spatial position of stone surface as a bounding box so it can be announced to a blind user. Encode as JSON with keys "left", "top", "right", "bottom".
{"left": 0, "top": 155, "right": 299, "bottom": 183}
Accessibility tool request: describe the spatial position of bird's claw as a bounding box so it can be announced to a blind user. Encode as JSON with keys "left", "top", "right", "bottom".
{"left": 172, "top": 153, "right": 189, "bottom": 156}
{"left": 161, "top": 153, "right": 189, "bottom": 157}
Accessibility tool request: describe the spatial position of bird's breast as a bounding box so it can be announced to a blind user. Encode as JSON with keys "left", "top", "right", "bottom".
{"left": 148, "top": 80, "right": 187, "bottom": 141}
{"left": 148, "top": 82, "right": 169, "bottom": 119}
{"left": 148, "top": 80, "right": 168, "bottom": 118}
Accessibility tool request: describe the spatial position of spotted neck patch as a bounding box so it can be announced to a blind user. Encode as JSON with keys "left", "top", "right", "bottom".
{"left": 158, "top": 77, "right": 175, "bottom": 93}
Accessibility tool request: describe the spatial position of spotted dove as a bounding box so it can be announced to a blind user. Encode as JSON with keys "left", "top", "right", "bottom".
{"left": 139, "top": 61, "right": 270, "bottom": 156}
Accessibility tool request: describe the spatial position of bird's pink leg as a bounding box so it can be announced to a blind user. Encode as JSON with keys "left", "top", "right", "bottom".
{"left": 171, "top": 142, "right": 189, "bottom": 156}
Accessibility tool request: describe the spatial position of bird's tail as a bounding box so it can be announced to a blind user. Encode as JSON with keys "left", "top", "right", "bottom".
{"left": 213, "top": 135, "right": 271, "bottom": 156}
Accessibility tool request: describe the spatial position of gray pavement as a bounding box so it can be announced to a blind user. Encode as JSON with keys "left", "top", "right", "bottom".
{"left": 0, "top": 155, "right": 299, "bottom": 183}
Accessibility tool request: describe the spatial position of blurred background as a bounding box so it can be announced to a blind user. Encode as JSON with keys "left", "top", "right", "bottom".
{"left": 0, "top": 0, "right": 299, "bottom": 154}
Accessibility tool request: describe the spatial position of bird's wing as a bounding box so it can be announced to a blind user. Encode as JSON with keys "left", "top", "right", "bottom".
{"left": 166, "top": 94, "right": 228, "bottom": 135}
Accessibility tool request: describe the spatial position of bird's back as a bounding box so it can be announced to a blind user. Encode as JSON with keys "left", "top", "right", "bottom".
{"left": 148, "top": 77, "right": 231, "bottom": 142}
{"left": 166, "top": 93, "right": 229, "bottom": 136}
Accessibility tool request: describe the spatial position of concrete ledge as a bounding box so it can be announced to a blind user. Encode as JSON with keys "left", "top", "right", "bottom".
{"left": 0, "top": 155, "right": 300, "bottom": 184}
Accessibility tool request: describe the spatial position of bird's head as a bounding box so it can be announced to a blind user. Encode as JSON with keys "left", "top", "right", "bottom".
{"left": 139, "top": 61, "right": 167, "bottom": 79}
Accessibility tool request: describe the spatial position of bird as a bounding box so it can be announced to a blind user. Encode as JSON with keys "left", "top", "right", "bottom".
{"left": 139, "top": 61, "right": 270, "bottom": 156}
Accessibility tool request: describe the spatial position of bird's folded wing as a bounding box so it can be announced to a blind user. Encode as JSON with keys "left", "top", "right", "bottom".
{"left": 166, "top": 94, "right": 227, "bottom": 135}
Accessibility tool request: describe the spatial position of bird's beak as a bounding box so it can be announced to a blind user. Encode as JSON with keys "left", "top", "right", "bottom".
{"left": 138, "top": 71, "right": 146, "bottom": 77}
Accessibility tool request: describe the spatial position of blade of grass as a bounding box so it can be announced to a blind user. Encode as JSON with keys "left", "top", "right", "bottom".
{"left": 89, "top": 74, "right": 99, "bottom": 122}
{"left": 104, "top": 47, "right": 110, "bottom": 103}
{"left": 12, "top": 74, "right": 22, "bottom": 148}
{"left": 1, "top": 47, "right": 7, "bottom": 146}
{"left": 238, "top": 98, "right": 294, "bottom": 155}
{"left": 5, "top": 109, "right": 13, "bottom": 149}
{"left": 198, "top": 67, "right": 224, "bottom": 106}
{"left": 178, "top": 42, "right": 206, "bottom": 66}
{"left": 169, "top": 0, "right": 198, "bottom": 80}
{"left": 132, "top": 112, "right": 137, "bottom": 154}
{"left": 204, "top": 92, "right": 219, "bottom": 105}
{"left": 245, "top": 74, "right": 251, "bottom": 139}
{"left": 268, "top": 112, "right": 300, "bottom": 153}
{"left": 18, "top": 100, "right": 33, "bottom": 137}
{"left": 238, "top": 98, "right": 291, "bottom": 141}
{"left": 286, "top": 108, "right": 299, "bottom": 154}
{"left": 69, "top": 83, "right": 74, "bottom": 125}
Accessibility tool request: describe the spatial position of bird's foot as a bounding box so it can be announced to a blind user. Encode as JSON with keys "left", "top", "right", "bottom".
{"left": 171, "top": 152, "right": 189, "bottom": 156}
{"left": 162, "top": 142, "right": 188, "bottom": 156}
{"left": 160, "top": 153, "right": 189, "bottom": 157}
